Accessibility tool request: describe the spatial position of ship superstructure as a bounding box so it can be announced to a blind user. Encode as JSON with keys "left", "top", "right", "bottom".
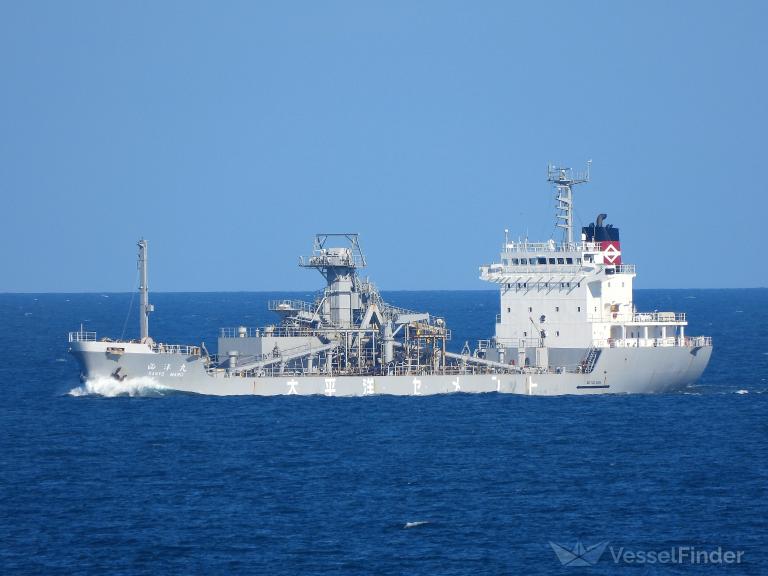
{"left": 68, "top": 165, "right": 712, "bottom": 396}
{"left": 478, "top": 164, "right": 704, "bottom": 378}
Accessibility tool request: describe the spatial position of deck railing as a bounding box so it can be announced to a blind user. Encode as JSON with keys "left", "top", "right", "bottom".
{"left": 502, "top": 241, "right": 602, "bottom": 253}
{"left": 219, "top": 326, "right": 322, "bottom": 339}
{"left": 597, "top": 336, "right": 712, "bottom": 349}
{"left": 587, "top": 311, "right": 687, "bottom": 323}
{"left": 151, "top": 343, "right": 201, "bottom": 356}
{"left": 483, "top": 262, "right": 635, "bottom": 277}
{"left": 68, "top": 331, "right": 97, "bottom": 342}
{"left": 632, "top": 311, "right": 686, "bottom": 323}
{"left": 479, "top": 337, "right": 543, "bottom": 349}
{"left": 268, "top": 299, "right": 317, "bottom": 313}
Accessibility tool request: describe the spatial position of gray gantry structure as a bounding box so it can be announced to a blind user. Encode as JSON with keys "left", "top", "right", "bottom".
{"left": 219, "top": 233, "right": 457, "bottom": 378}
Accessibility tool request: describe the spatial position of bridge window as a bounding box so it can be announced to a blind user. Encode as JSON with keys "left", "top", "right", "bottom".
{"left": 557, "top": 257, "right": 564, "bottom": 264}
{"left": 538, "top": 257, "right": 547, "bottom": 264}
{"left": 566, "top": 257, "right": 573, "bottom": 264}
{"left": 512, "top": 258, "right": 519, "bottom": 265}
{"left": 548, "top": 258, "right": 556, "bottom": 264}
{"left": 520, "top": 258, "right": 527, "bottom": 265}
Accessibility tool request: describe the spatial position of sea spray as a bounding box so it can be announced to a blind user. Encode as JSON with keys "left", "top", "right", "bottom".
{"left": 68, "top": 376, "right": 167, "bottom": 397}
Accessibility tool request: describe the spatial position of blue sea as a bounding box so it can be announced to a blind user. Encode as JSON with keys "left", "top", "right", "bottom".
{"left": 1, "top": 289, "right": 766, "bottom": 575}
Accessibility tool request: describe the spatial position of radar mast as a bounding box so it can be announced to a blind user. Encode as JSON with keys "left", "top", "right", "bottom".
{"left": 547, "top": 161, "right": 591, "bottom": 245}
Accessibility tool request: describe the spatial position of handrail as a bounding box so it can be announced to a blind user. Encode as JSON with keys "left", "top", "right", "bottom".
{"left": 493, "top": 337, "right": 544, "bottom": 348}
{"left": 501, "top": 241, "right": 602, "bottom": 253}
{"left": 632, "top": 312, "right": 686, "bottom": 323}
{"left": 587, "top": 311, "right": 687, "bottom": 323}
{"left": 68, "top": 331, "right": 97, "bottom": 342}
{"left": 596, "top": 336, "right": 711, "bottom": 349}
{"left": 151, "top": 343, "right": 201, "bottom": 356}
{"left": 219, "top": 326, "right": 322, "bottom": 338}
{"left": 268, "top": 299, "right": 317, "bottom": 314}
{"left": 480, "top": 337, "right": 543, "bottom": 349}
{"left": 482, "top": 263, "right": 635, "bottom": 277}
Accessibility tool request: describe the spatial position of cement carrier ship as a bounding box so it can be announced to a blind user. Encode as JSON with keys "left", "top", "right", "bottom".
{"left": 68, "top": 165, "right": 712, "bottom": 395}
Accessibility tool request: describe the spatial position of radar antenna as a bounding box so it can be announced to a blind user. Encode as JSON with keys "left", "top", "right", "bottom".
{"left": 547, "top": 161, "right": 591, "bottom": 245}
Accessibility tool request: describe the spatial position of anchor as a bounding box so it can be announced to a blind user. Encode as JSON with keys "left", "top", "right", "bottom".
{"left": 111, "top": 366, "right": 127, "bottom": 382}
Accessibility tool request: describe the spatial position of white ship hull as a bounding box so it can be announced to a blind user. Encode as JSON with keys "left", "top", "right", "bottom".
{"left": 70, "top": 341, "right": 712, "bottom": 396}
{"left": 68, "top": 178, "right": 715, "bottom": 397}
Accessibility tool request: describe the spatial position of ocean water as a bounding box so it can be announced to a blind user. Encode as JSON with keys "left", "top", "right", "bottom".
{"left": 1, "top": 289, "right": 766, "bottom": 575}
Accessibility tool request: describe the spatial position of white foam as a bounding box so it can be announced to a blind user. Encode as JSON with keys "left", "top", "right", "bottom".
{"left": 735, "top": 389, "right": 749, "bottom": 395}
{"left": 403, "top": 521, "right": 429, "bottom": 529}
{"left": 68, "top": 376, "right": 167, "bottom": 398}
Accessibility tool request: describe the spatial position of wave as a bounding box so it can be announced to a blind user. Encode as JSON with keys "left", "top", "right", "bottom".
{"left": 68, "top": 376, "right": 168, "bottom": 398}
{"left": 403, "top": 521, "right": 430, "bottom": 529}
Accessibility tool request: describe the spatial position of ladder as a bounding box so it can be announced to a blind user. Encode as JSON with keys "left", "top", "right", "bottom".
{"left": 582, "top": 346, "right": 601, "bottom": 374}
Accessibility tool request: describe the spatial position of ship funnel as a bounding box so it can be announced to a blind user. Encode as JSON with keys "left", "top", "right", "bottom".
{"left": 596, "top": 213, "right": 607, "bottom": 227}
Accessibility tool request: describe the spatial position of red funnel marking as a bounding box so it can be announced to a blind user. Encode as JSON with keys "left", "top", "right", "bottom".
{"left": 601, "top": 241, "right": 622, "bottom": 265}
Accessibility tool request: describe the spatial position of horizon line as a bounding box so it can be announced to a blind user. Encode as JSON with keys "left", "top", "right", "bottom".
{"left": 2, "top": 286, "right": 767, "bottom": 295}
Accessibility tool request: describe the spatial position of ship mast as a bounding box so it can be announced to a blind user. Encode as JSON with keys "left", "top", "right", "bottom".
{"left": 547, "top": 161, "right": 591, "bottom": 245}
{"left": 137, "top": 239, "right": 154, "bottom": 342}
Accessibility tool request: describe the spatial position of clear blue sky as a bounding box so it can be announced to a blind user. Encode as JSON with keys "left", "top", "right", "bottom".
{"left": 2, "top": 1, "right": 766, "bottom": 292}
